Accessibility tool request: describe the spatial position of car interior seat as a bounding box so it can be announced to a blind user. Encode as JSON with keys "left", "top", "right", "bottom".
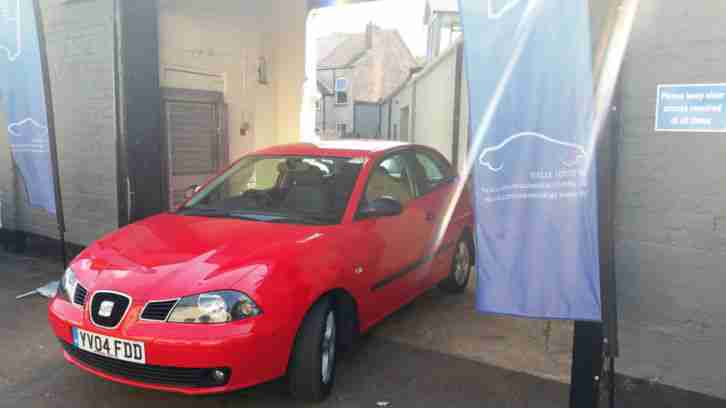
{"left": 281, "top": 162, "right": 329, "bottom": 214}
{"left": 330, "top": 161, "right": 361, "bottom": 216}
{"left": 365, "top": 166, "right": 412, "bottom": 205}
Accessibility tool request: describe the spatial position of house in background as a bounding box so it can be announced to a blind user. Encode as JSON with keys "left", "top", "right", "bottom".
{"left": 315, "top": 23, "right": 418, "bottom": 139}
{"left": 379, "top": 0, "right": 465, "bottom": 162}
{"left": 424, "top": 0, "right": 461, "bottom": 63}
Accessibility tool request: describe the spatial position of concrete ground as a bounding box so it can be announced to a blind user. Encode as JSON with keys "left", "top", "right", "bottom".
{"left": 374, "top": 278, "right": 574, "bottom": 384}
{"left": 0, "top": 248, "right": 575, "bottom": 408}
{"left": 3, "top": 247, "right": 726, "bottom": 408}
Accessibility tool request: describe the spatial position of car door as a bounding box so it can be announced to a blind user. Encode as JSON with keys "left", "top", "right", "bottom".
{"left": 352, "top": 151, "right": 430, "bottom": 324}
{"left": 407, "top": 148, "right": 459, "bottom": 289}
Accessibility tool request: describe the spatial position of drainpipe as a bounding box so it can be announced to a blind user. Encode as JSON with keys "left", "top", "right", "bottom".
{"left": 377, "top": 101, "right": 383, "bottom": 139}
{"left": 451, "top": 42, "right": 464, "bottom": 169}
{"left": 411, "top": 80, "right": 417, "bottom": 143}
{"left": 322, "top": 95, "right": 326, "bottom": 138}
{"left": 387, "top": 100, "right": 392, "bottom": 140}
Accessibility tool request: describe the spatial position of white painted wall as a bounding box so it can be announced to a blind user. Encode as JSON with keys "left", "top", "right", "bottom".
{"left": 271, "top": 0, "right": 308, "bottom": 146}
{"left": 389, "top": 86, "right": 413, "bottom": 141}
{"left": 158, "top": 0, "right": 309, "bottom": 159}
{"left": 159, "top": 0, "right": 273, "bottom": 160}
{"left": 413, "top": 44, "right": 458, "bottom": 160}
{"left": 383, "top": 41, "right": 461, "bottom": 162}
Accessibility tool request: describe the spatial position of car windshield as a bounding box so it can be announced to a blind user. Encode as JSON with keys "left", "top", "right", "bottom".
{"left": 178, "top": 155, "right": 364, "bottom": 225}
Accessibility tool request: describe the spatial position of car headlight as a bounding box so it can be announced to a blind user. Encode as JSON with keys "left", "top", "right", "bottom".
{"left": 57, "top": 268, "right": 78, "bottom": 302}
{"left": 167, "top": 291, "right": 261, "bottom": 324}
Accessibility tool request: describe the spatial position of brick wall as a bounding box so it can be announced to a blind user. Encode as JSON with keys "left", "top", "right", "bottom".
{"left": 0, "top": 0, "right": 118, "bottom": 245}
{"left": 613, "top": 0, "right": 726, "bottom": 398}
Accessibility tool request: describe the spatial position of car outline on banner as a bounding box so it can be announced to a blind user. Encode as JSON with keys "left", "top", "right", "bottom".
{"left": 8, "top": 117, "right": 47, "bottom": 138}
{"left": 7, "top": 118, "right": 49, "bottom": 153}
{"left": 478, "top": 131, "right": 587, "bottom": 173}
{"left": 488, "top": 0, "right": 523, "bottom": 20}
{"left": 0, "top": 0, "right": 22, "bottom": 62}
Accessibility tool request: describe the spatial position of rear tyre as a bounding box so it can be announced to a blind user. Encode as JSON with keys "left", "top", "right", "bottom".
{"left": 438, "top": 234, "right": 473, "bottom": 293}
{"left": 288, "top": 297, "right": 337, "bottom": 402}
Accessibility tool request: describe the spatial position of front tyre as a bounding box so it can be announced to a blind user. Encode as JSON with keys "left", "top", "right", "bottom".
{"left": 288, "top": 297, "right": 337, "bottom": 402}
{"left": 438, "top": 234, "right": 473, "bottom": 293}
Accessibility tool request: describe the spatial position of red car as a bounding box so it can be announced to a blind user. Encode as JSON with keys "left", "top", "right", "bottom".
{"left": 48, "top": 140, "right": 475, "bottom": 401}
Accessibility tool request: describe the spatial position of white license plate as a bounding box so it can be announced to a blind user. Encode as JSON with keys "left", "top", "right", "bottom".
{"left": 72, "top": 327, "right": 146, "bottom": 364}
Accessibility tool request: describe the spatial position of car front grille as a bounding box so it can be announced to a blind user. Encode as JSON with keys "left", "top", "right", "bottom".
{"left": 140, "top": 300, "right": 178, "bottom": 321}
{"left": 90, "top": 291, "right": 131, "bottom": 329}
{"left": 60, "top": 341, "right": 230, "bottom": 388}
{"left": 73, "top": 285, "right": 88, "bottom": 306}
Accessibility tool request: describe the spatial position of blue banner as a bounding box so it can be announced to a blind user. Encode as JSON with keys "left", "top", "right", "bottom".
{"left": 1, "top": 0, "right": 57, "bottom": 213}
{"left": 655, "top": 84, "right": 726, "bottom": 132}
{"left": 460, "top": 0, "right": 601, "bottom": 320}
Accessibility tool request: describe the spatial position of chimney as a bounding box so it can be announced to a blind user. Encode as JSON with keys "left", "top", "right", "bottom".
{"left": 366, "top": 22, "right": 375, "bottom": 49}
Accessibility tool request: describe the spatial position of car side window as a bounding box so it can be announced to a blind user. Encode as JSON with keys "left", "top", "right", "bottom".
{"left": 413, "top": 151, "right": 452, "bottom": 195}
{"left": 364, "top": 154, "right": 415, "bottom": 206}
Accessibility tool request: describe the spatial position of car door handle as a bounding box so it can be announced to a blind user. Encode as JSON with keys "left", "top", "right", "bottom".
{"left": 425, "top": 211, "right": 436, "bottom": 222}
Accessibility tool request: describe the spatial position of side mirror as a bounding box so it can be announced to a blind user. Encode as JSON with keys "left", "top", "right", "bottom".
{"left": 359, "top": 197, "right": 403, "bottom": 219}
{"left": 184, "top": 184, "right": 201, "bottom": 199}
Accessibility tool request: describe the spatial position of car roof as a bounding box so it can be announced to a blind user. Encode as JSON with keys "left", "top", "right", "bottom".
{"left": 253, "top": 140, "right": 411, "bottom": 158}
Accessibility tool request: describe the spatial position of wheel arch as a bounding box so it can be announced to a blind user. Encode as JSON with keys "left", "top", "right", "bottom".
{"left": 320, "top": 288, "right": 360, "bottom": 351}
{"left": 287, "top": 287, "right": 360, "bottom": 372}
{"left": 461, "top": 226, "right": 476, "bottom": 265}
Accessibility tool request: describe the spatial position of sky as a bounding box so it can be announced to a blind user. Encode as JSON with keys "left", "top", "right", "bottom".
{"left": 311, "top": 0, "right": 429, "bottom": 58}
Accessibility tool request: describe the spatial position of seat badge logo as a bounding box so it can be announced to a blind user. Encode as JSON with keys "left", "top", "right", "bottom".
{"left": 99, "top": 300, "right": 115, "bottom": 317}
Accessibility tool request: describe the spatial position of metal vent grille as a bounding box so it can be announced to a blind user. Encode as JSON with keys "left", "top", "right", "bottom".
{"left": 140, "top": 300, "right": 178, "bottom": 321}
{"left": 73, "top": 285, "right": 88, "bottom": 306}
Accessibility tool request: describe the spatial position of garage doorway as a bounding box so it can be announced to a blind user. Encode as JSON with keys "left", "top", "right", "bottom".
{"left": 161, "top": 88, "right": 228, "bottom": 209}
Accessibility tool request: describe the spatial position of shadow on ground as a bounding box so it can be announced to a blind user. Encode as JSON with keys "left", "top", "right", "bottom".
{"left": 0, "top": 249, "right": 571, "bottom": 408}
{"left": 371, "top": 274, "right": 573, "bottom": 384}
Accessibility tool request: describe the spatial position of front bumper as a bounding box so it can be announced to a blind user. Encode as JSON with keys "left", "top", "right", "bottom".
{"left": 48, "top": 296, "right": 294, "bottom": 395}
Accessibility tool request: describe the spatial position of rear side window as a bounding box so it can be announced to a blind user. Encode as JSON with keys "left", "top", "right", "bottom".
{"left": 364, "top": 154, "right": 415, "bottom": 205}
{"left": 413, "top": 151, "right": 452, "bottom": 195}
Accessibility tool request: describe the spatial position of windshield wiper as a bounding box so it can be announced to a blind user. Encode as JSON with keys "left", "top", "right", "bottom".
{"left": 265, "top": 213, "right": 335, "bottom": 225}
{"left": 178, "top": 207, "right": 267, "bottom": 221}
{"left": 225, "top": 211, "right": 284, "bottom": 222}
{"left": 177, "top": 207, "right": 226, "bottom": 216}
{"left": 178, "top": 208, "right": 335, "bottom": 225}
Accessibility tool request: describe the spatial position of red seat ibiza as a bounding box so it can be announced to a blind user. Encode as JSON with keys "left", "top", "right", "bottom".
{"left": 48, "top": 140, "right": 475, "bottom": 401}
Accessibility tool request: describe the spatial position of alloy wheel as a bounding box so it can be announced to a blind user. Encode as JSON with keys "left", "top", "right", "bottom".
{"left": 454, "top": 241, "right": 471, "bottom": 286}
{"left": 321, "top": 311, "right": 336, "bottom": 384}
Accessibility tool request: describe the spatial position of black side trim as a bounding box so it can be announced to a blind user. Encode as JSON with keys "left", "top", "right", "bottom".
{"left": 371, "top": 240, "right": 457, "bottom": 292}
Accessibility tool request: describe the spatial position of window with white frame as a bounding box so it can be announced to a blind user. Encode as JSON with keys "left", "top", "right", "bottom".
{"left": 336, "top": 123, "right": 347, "bottom": 138}
{"left": 335, "top": 78, "right": 349, "bottom": 105}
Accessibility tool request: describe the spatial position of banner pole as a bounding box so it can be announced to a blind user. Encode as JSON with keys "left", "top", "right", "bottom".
{"left": 32, "top": 0, "right": 67, "bottom": 266}
{"left": 569, "top": 321, "right": 604, "bottom": 408}
{"left": 569, "top": 1, "right": 640, "bottom": 407}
